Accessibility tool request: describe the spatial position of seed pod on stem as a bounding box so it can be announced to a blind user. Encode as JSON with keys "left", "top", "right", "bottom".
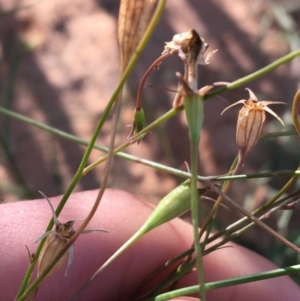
{"left": 118, "top": 0, "right": 156, "bottom": 143}
{"left": 118, "top": 0, "right": 156, "bottom": 73}
{"left": 31, "top": 192, "right": 108, "bottom": 299}
{"left": 35, "top": 196, "right": 75, "bottom": 281}
{"left": 221, "top": 88, "right": 286, "bottom": 171}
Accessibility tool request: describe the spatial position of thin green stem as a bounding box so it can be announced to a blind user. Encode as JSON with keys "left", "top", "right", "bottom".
{"left": 190, "top": 136, "right": 205, "bottom": 300}
{"left": 83, "top": 107, "right": 180, "bottom": 174}
{"left": 207, "top": 165, "right": 300, "bottom": 245}
{"left": 205, "top": 193, "right": 299, "bottom": 256}
{"left": 184, "top": 89, "right": 205, "bottom": 300}
{"left": 204, "top": 180, "right": 300, "bottom": 254}
{"left": 0, "top": 133, "right": 33, "bottom": 198}
{"left": 205, "top": 49, "right": 300, "bottom": 99}
{"left": 199, "top": 157, "right": 239, "bottom": 245}
{"left": 145, "top": 264, "right": 300, "bottom": 301}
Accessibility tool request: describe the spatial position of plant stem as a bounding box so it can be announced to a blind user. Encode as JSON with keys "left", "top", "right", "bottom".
{"left": 144, "top": 264, "right": 300, "bottom": 301}
{"left": 206, "top": 165, "right": 300, "bottom": 245}
{"left": 183, "top": 87, "right": 205, "bottom": 300}
{"left": 206, "top": 49, "right": 300, "bottom": 99}
{"left": 83, "top": 107, "right": 180, "bottom": 174}
{"left": 189, "top": 134, "right": 206, "bottom": 300}
{"left": 203, "top": 180, "right": 300, "bottom": 254}
{"left": 0, "top": 133, "right": 33, "bottom": 198}
{"left": 135, "top": 52, "right": 173, "bottom": 110}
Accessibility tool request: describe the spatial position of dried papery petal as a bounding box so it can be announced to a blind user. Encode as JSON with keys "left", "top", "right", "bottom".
{"left": 162, "top": 30, "right": 208, "bottom": 60}
{"left": 247, "top": 87, "right": 258, "bottom": 101}
{"left": 118, "top": 0, "right": 156, "bottom": 72}
{"left": 221, "top": 88, "right": 286, "bottom": 166}
{"left": 198, "top": 49, "right": 218, "bottom": 65}
{"left": 198, "top": 85, "right": 214, "bottom": 97}
{"left": 162, "top": 29, "right": 217, "bottom": 66}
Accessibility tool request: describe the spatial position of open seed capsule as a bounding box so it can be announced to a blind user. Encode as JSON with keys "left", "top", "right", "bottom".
{"left": 221, "top": 88, "right": 285, "bottom": 164}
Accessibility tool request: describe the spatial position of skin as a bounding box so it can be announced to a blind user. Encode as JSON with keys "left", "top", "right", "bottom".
{"left": 1, "top": 189, "right": 299, "bottom": 301}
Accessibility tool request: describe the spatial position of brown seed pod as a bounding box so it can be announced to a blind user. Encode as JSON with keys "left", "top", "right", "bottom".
{"left": 35, "top": 192, "right": 108, "bottom": 280}
{"left": 31, "top": 192, "right": 108, "bottom": 299}
{"left": 118, "top": 0, "right": 156, "bottom": 72}
{"left": 35, "top": 193, "right": 75, "bottom": 279}
{"left": 37, "top": 230, "right": 73, "bottom": 279}
{"left": 221, "top": 88, "right": 286, "bottom": 166}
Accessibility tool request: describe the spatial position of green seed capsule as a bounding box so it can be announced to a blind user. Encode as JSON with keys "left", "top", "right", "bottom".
{"left": 128, "top": 108, "right": 147, "bottom": 143}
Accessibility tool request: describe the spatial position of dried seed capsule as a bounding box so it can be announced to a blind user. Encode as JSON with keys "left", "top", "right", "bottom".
{"left": 221, "top": 88, "right": 286, "bottom": 166}
{"left": 37, "top": 226, "right": 74, "bottom": 279}
{"left": 35, "top": 194, "right": 76, "bottom": 280}
{"left": 31, "top": 197, "right": 76, "bottom": 300}
{"left": 118, "top": 0, "right": 156, "bottom": 72}
{"left": 35, "top": 192, "right": 108, "bottom": 280}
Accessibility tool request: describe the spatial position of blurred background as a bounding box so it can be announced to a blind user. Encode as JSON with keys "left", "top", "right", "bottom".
{"left": 1, "top": 0, "right": 300, "bottom": 280}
